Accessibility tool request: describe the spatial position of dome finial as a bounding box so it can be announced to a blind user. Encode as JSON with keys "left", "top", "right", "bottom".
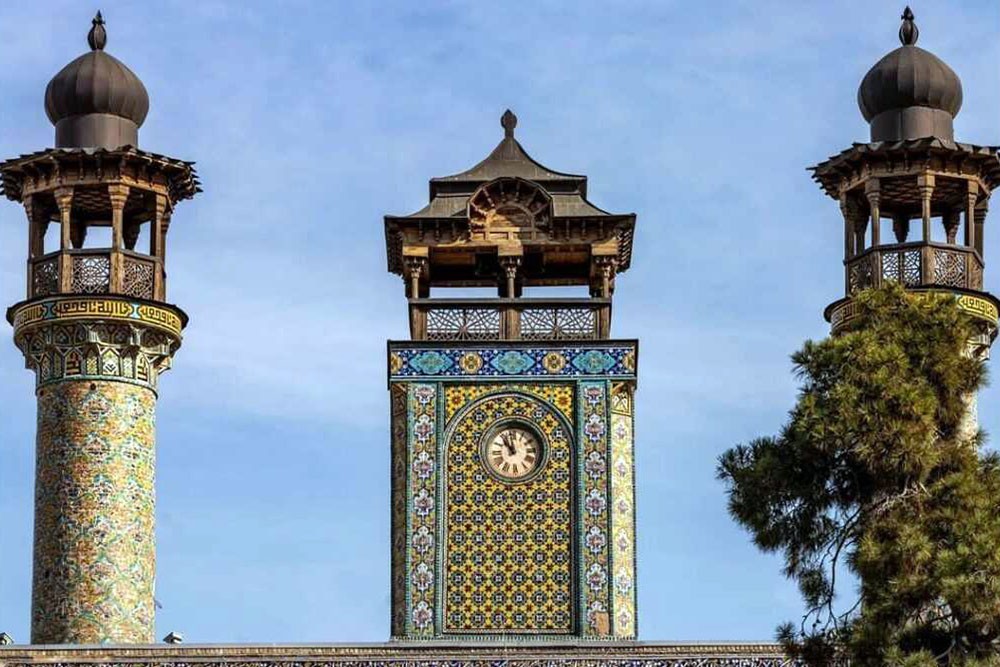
{"left": 899, "top": 6, "right": 918, "bottom": 46}
{"left": 501, "top": 109, "right": 517, "bottom": 138}
{"left": 88, "top": 11, "right": 106, "bottom": 51}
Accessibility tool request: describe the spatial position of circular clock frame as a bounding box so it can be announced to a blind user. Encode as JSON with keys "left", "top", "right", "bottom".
{"left": 479, "top": 419, "right": 549, "bottom": 484}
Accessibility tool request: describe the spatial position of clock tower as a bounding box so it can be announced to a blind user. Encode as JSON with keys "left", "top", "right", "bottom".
{"left": 386, "top": 111, "right": 638, "bottom": 640}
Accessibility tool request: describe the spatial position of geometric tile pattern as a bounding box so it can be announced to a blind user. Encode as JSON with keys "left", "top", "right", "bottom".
{"left": 389, "top": 343, "right": 637, "bottom": 380}
{"left": 32, "top": 380, "right": 157, "bottom": 644}
{"left": 442, "top": 388, "right": 573, "bottom": 633}
{"left": 16, "top": 321, "right": 177, "bottom": 391}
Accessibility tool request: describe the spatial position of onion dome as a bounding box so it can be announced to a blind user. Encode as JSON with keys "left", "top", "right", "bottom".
{"left": 44, "top": 12, "right": 149, "bottom": 149}
{"left": 857, "top": 7, "right": 963, "bottom": 142}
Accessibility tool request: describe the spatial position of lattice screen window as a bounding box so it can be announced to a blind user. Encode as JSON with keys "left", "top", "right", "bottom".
{"left": 71, "top": 255, "right": 111, "bottom": 294}
{"left": 427, "top": 308, "right": 501, "bottom": 340}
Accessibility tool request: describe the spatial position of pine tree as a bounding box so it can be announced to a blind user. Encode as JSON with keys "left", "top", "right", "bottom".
{"left": 718, "top": 284, "right": 1000, "bottom": 665}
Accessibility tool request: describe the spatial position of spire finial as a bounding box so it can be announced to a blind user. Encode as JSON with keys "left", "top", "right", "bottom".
{"left": 899, "top": 6, "right": 918, "bottom": 46}
{"left": 87, "top": 11, "right": 106, "bottom": 51}
{"left": 501, "top": 109, "right": 517, "bottom": 138}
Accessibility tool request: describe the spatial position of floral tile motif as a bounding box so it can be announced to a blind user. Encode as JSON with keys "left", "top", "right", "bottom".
{"left": 610, "top": 383, "right": 637, "bottom": 638}
{"left": 405, "top": 384, "right": 438, "bottom": 637}
{"left": 390, "top": 345, "right": 637, "bottom": 380}
{"left": 32, "top": 380, "right": 157, "bottom": 644}
{"left": 579, "top": 381, "right": 610, "bottom": 637}
{"left": 390, "top": 385, "right": 408, "bottom": 637}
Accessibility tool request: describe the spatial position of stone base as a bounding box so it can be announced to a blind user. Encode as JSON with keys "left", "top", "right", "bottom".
{"left": 0, "top": 641, "right": 794, "bottom": 666}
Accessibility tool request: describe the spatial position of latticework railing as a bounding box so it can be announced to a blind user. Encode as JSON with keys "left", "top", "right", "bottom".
{"left": 70, "top": 252, "right": 111, "bottom": 294}
{"left": 30, "top": 255, "right": 59, "bottom": 297}
{"left": 846, "top": 242, "right": 983, "bottom": 294}
{"left": 122, "top": 253, "right": 156, "bottom": 299}
{"left": 27, "top": 249, "right": 161, "bottom": 300}
{"left": 410, "top": 298, "right": 611, "bottom": 341}
{"left": 426, "top": 306, "right": 501, "bottom": 341}
{"left": 520, "top": 306, "right": 598, "bottom": 340}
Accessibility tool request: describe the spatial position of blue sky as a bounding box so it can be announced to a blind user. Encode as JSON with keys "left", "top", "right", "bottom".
{"left": 1, "top": 0, "right": 998, "bottom": 645}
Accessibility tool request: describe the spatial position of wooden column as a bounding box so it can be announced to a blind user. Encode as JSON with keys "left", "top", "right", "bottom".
{"left": 498, "top": 255, "right": 522, "bottom": 339}
{"left": 839, "top": 193, "right": 855, "bottom": 259}
{"left": 25, "top": 195, "right": 37, "bottom": 297}
{"left": 865, "top": 180, "right": 881, "bottom": 247}
{"left": 918, "top": 174, "right": 935, "bottom": 284}
{"left": 54, "top": 187, "right": 74, "bottom": 294}
{"left": 151, "top": 194, "right": 168, "bottom": 300}
{"left": 498, "top": 255, "right": 521, "bottom": 298}
{"left": 404, "top": 256, "right": 427, "bottom": 299}
{"left": 974, "top": 200, "right": 988, "bottom": 258}
{"left": 403, "top": 255, "right": 428, "bottom": 339}
{"left": 863, "top": 180, "right": 882, "bottom": 287}
{"left": 592, "top": 256, "right": 617, "bottom": 299}
{"left": 965, "top": 181, "right": 978, "bottom": 251}
{"left": 108, "top": 184, "right": 130, "bottom": 293}
{"left": 943, "top": 210, "right": 961, "bottom": 245}
{"left": 892, "top": 215, "right": 910, "bottom": 243}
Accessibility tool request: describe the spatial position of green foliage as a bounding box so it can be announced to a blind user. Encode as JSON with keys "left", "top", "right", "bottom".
{"left": 718, "top": 284, "right": 1000, "bottom": 665}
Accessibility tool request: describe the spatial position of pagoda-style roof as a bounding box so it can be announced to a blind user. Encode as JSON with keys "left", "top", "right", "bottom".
{"left": 385, "top": 111, "right": 635, "bottom": 287}
{"left": 427, "top": 111, "right": 589, "bottom": 198}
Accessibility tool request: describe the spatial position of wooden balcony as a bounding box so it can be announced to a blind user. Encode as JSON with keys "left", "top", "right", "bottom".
{"left": 28, "top": 248, "right": 161, "bottom": 301}
{"left": 408, "top": 298, "right": 612, "bottom": 341}
{"left": 846, "top": 241, "right": 984, "bottom": 294}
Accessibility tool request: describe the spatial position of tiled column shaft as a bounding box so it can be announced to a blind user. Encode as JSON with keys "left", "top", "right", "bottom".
{"left": 31, "top": 379, "right": 157, "bottom": 644}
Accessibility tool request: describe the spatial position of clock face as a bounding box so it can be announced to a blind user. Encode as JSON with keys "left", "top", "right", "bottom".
{"left": 485, "top": 426, "right": 541, "bottom": 481}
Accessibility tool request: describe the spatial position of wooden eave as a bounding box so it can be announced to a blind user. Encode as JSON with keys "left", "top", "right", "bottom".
{"left": 809, "top": 139, "right": 1000, "bottom": 199}
{"left": 0, "top": 146, "right": 201, "bottom": 205}
{"left": 384, "top": 213, "right": 635, "bottom": 277}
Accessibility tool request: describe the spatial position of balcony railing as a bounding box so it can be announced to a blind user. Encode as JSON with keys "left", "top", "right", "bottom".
{"left": 408, "top": 298, "right": 612, "bottom": 341}
{"left": 846, "top": 242, "right": 984, "bottom": 295}
{"left": 28, "top": 249, "right": 160, "bottom": 301}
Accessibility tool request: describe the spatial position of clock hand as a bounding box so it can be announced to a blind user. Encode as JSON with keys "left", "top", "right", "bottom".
{"left": 501, "top": 432, "right": 516, "bottom": 455}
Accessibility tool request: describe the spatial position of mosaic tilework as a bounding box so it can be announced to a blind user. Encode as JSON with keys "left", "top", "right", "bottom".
{"left": 579, "top": 381, "right": 610, "bottom": 636}
{"left": 389, "top": 344, "right": 637, "bottom": 380}
{"left": 406, "top": 384, "right": 438, "bottom": 636}
{"left": 16, "top": 321, "right": 178, "bottom": 392}
{"left": 32, "top": 380, "right": 156, "bottom": 644}
{"left": 444, "top": 384, "right": 574, "bottom": 422}
{"left": 389, "top": 385, "right": 408, "bottom": 637}
{"left": 443, "top": 388, "right": 573, "bottom": 633}
{"left": 390, "top": 348, "right": 637, "bottom": 640}
{"left": 610, "top": 383, "right": 636, "bottom": 638}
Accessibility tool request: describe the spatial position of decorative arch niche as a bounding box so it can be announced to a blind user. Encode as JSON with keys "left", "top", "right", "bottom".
{"left": 467, "top": 177, "right": 552, "bottom": 230}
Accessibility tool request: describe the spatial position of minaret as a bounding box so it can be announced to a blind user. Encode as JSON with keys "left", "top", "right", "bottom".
{"left": 385, "top": 111, "right": 639, "bottom": 639}
{"left": 811, "top": 7, "right": 1000, "bottom": 405}
{"left": 1, "top": 14, "right": 200, "bottom": 644}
